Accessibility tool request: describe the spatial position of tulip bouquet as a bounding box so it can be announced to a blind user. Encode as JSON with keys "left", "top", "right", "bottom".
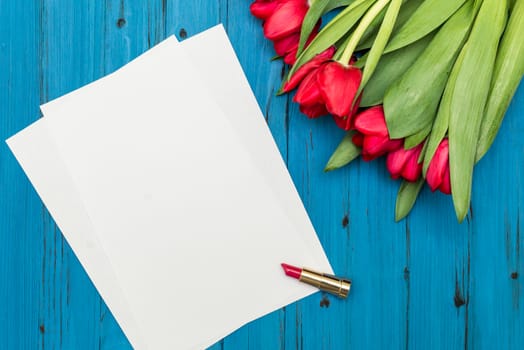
{"left": 250, "top": 0, "right": 524, "bottom": 222}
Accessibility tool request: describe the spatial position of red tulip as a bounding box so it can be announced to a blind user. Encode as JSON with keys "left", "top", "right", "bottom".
{"left": 353, "top": 106, "right": 403, "bottom": 161}
{"left": 333, "top": 115, "right": 352, "bottom": 131}
{"left": 317, "top": 62, "right": 362, "bottom": 119}
{"left": 293, "top": 66, "right": 327, "bottom": 118}
{"left": 273, "top": 22, "right": 319, "bottom": 65}
{"left": 294, "top": 69, "right": 321, "bottom": 104}
{"left": 299, "top": 103, "right": 329, "bottom": 119}
{"left": 331, "top": 94, "right": 362, "bottom": 130}
{"left": 263, "top": 0, "right": 309, "bottom": 40}
{"left": 274, "top": 32, "right": 301, "bottom": 62}
{"left": 426, "top": 139, "right": 451, "bottom": 194}
{"left": 282, "top": 47, "right": 336, "bottom": 92}
{"left": 283, "top": 48, "right": 337, "bottom": 119}
{"left": 352, "top": 132, "right": 364, "bottom": 147}
{"left": 250, "top": 0, "right": 280, "bottom": 20}
{"left": 251, "top": 0, "right": 320, "bottom": 65}
{"left": 386, "top": 144, "right": 424, "bottom": 182}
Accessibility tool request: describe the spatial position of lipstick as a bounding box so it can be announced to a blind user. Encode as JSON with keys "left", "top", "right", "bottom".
{"left": 281, "top": 263, "right": 351, "bottom": 298}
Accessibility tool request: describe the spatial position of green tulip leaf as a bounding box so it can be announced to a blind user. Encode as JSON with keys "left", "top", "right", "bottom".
{"left": 384, "top": 0, "right": 467, "bottom": 54}
{"left": 395, "top": 178, "right": 424, "bottom": 221}
{"left": 476, "top": 0, "right": 524, "bottom": 161}
{"left": 358, "top": 34, "right": 433, "bottom": 107}
{"left": 326, "top": 0, "right": 355, "bottom": 11}
{"left": 404, "top": 124, "right": 431, "bottom": 149}
{"left": 383, "top": 1, "right": 474, "bottom": 139}
{"left": 422, "top": 46, "right": 467, "bottom": 175}
{"left": 357, "top": 0, "right": 424, "bottom": 51}
{"left": 297, "top": 0, "right": 331, "bottom": 55}
{"left": 448, "top": 0, "right": 508, "bottom": 222}
{"left": 418, "top": 139, "right": 429, "bottom": 164}
{"left": 324, "top": 131, "right": 361, "bottom": 172}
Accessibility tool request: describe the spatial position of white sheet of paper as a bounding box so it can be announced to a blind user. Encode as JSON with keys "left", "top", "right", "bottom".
{"left": 7, "top": 26, "right": 332, "bottom": 350}
{"left": 6, "top": 118, "right": 147, "bottom": 349}
{"left": 183, "top": 26, "right": 326, "bottom": 265}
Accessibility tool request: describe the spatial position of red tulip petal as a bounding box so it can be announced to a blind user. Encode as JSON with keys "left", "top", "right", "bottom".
{"left": 352, "top": 133, "right": 364, "bottom": 147}
{"left": 426, "top": 139, "right": 449, "bottom": 191}
{"left": 284, "top": 51, "right": 297, "bottom": 65}
{"left": 426, "top": 168, "right": 441, "bottom": 191}
{"left": 282, "top": 47, "right": 336, "bottom": 92}
{"left": 299, "top": 103, "right": 329, "bottom": 118}
{"left": 318, "top": 62, "right": 362, "bottom": 117}
{"left": 362, "top": 135, "right": 403, "bottom": 161}
{"left": 263, "top": 1, "right": 308, "bottom": 40}
{"left": 386, "top": 148, "right": 409, "bottom": 179}
{"left": 440, "top": 139, "right": 449, "bottom": 154}
{"left": 386, "top": 139, "right": 404, "bottom": 153}
{"left": 250, "top": 1, "right": 279, "bottom": 20}
{"left": 293, "top": 70, "right": 323, "bottom": 106}
{"left": 273, "top": 33, "right": 299, "bottom": 57}
{"left": 402, "top": 147, "right": 423, "bottom": 182}
{"left": 362, "top": 135, "right": 390, "bottom": 160}
{"left": 282, "top": 22, "right": 320, "bottom": 65}
{"left": 440, "top": 166, "right": 451, "bottom": 194}
{"left": 332, "top": 115, "right": 352, "bottom": 131}
{"left": 361, "top": 153, "right": 375, "bottom": 162}
{"left": 353, "top": 106, "right": 389, "bottom": 136}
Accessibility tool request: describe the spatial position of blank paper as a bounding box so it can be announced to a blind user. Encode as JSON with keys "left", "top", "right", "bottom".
{"left": 7, "top": 26, "right": 332, "bottom": 350}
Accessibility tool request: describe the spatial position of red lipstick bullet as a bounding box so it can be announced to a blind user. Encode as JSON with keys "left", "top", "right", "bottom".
{"left": 281, "top": 263, "right": 302, "bottom": 279}
{"left": 281, "top": 263, "right": 351, "bottom": 298}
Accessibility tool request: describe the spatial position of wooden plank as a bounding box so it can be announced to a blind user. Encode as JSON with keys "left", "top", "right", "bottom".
{"left": 218, "top": 3, "right": 289, "bottom": 350}
{"left": 466, "top": 84, "right": 524, "bottom": 349}
{"left": 0, "top": 1, "right": 46, "bottom": 349}
{"left": 35, "top": 0, "right": 124, "bottom": 349}
{"left": 406, "top": 191, "right": 469, "bottom": 349}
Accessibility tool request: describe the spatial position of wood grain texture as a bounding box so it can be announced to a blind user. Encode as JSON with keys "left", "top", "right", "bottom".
{"left": 0, "top": 1, "right": 522, "bottom": 349}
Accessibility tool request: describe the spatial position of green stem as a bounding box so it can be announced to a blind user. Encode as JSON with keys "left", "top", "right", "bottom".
{"left": 334, "top": 34, "right": 353, "bottom": 61}
{"left": 339, "top": 0, "right": 391, "bottom": 64}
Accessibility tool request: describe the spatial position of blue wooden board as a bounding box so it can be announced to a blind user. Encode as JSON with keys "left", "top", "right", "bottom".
{"left": 0, "top": 1, "right": 522, "bottom": 349}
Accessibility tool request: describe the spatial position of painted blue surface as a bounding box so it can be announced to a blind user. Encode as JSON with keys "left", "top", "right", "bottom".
{"left": 0, "top": 1, "right": 522, "bottom": 349}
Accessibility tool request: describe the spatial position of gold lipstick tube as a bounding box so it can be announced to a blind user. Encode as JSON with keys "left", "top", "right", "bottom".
{"left": 300, "top": 268, "right": 351, "bottom": 298}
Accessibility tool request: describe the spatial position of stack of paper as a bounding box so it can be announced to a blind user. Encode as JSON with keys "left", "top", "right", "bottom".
{"left": 6, "top": 25, "right": 332, "bottom": 349}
